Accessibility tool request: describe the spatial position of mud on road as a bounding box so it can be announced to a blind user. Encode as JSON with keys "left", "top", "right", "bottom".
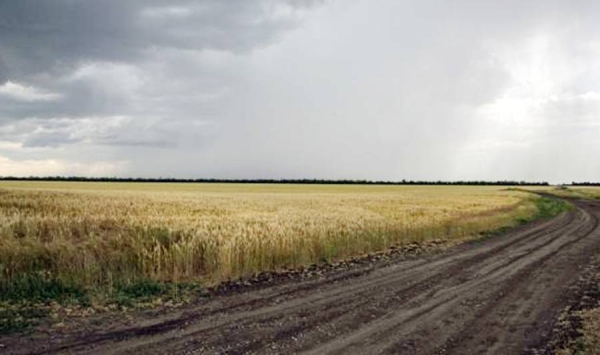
{"left": 4, "top": 198, "right": 600, "bottom": 355}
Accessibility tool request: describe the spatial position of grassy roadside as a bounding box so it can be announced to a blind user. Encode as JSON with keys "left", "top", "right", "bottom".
{"left": 474, "top": 194, "right": 572, "bottom": 243}
{"left": 0, "top": 191, "right": 569, "bottom": 334}
{"left": 531, "top": 195, "right": 573, "bottom": 219}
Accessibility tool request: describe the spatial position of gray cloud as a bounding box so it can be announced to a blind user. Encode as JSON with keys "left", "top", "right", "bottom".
{"left": 0, "top": 0, "right": 318, "bottom": 77}
{"left": 0, "top": 0, "right": 599, "bottom": 182}
{"left": 0, "top": 0, "right": 320, "bottom": 121}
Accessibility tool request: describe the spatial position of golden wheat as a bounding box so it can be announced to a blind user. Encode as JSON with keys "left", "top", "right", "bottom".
{"left": 0, "top": 182, "right": 539, "bottom": 294}
{"left": 572, "top": 187, "right": 600, "bottom": 199}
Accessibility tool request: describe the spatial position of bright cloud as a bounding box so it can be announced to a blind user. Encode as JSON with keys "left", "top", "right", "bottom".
{"left": 0, "top": 81, "right": 62, "bottom": 102}
{"left": 0, "top": 155, "right": 127, "bottom": 177}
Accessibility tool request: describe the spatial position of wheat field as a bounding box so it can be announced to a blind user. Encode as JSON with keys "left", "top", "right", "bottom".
{"left": 0, "top": 181, "right": 541, "bottom": 300}
{"left": 569, "top": 187, "right": 600, "bottom": 199}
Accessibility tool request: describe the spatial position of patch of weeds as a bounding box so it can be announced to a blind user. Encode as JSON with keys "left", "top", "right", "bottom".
{"left": 119, "top": 279, "right": 166, "bottom": 299}
{"left": 0, "top": 274, "right": 89, "bottom": 334}
{"left": 0, "top": 274, "right": 206, "bottom": 333}
{"left": 0, "top": 304, "right": 49, "bottom": 334}
{"left": 533, "top": 196, "right": 573, "bottom": 219}
{"left": 0, "top": 273, "right": 88, "bottom": 305}
{"left": 110, "top": 279, "right": 165, "bottom": 307}
{"left": 109, "top": 279, "right": 204, "bottom": 307}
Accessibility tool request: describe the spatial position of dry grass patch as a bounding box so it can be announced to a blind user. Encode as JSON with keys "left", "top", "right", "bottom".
{"left": 556, "top": 308, "right": 600, "bottom": 355}
{"left": 579, "top": 308, "right": 600, "bottom": 354}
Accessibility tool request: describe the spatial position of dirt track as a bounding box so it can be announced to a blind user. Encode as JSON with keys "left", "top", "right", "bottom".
{"left": 4, "top": 197, "right": 600, "bottom": 354}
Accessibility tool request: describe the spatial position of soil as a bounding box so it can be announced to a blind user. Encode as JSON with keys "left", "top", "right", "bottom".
{"left": 2, "top": 197, "right": 600, "bottom": 355}
{"left": 530, "top": 249, "right": 600, "bottom": 354}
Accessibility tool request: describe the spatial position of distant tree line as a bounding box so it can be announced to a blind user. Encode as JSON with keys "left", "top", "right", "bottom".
{"left": 0, "top": 176, "right": 550, "bottom": 186}
{"left": 572, "top": 182, "right": 600, "bottom": 186}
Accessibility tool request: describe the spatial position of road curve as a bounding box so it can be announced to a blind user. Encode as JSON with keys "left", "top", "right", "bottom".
{"left": 5, "top": 198, "right": 600, "bottom": 355}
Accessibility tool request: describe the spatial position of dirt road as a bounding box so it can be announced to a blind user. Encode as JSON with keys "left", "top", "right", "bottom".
{"left": 5, "top": 197, "right": 600, "bottom": 354}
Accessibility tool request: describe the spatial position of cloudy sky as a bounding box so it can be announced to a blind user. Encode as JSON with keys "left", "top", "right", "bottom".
{"left": 0, "top": 0, "right": 599, "bottom": 182}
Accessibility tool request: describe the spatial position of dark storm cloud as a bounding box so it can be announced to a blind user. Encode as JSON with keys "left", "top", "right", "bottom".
{"left": 0, "top": 0, "right": 318, "bottom": 79}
